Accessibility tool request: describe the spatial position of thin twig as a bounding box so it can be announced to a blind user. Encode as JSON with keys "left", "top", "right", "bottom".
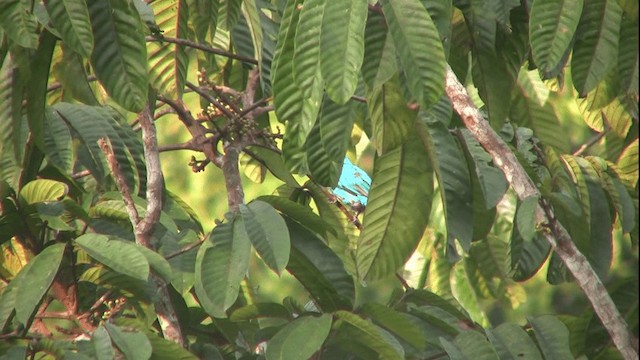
{"left": 98, "top": 138, "right": 141, "bottom": 225}
{"left": 146, "top": 35, "right": 258, "bottom": 65}
{"left": 185, "top": 82, "right": 237, "bottom": 119}
{"left": 164, "top": 239, "right": 205, "bottom": 260}
{"left": 573, "top": 129, "right": 608, "bottom": 156}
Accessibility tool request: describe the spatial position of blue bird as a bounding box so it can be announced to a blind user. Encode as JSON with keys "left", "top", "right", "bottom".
{"left": 331, "top": 157, "right": 371, "bottom": 213}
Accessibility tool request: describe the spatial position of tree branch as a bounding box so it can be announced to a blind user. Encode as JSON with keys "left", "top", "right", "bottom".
{"left": 99, "top": 103, "right": 187, "bottom": 347}
{"left": 444, "top": 66, "right": 638, "bottom": 359}
{"left": 146, "top": 35, "right": 258, "bottom": 65}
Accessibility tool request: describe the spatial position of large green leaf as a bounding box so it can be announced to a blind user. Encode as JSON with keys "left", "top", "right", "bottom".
{"left": 45, "top": 0, "right": 94, "bottom": 58}
{"left": 334, "top": 310, "right": 405, "bottom": 360}
{"left": 0, "top": 0, "right": 38, "bottom": 48}
{"left": 486, "top": 323, "right": 543, "bottom": 360}
{"left": 88, "top": 0, "right": 148, "bottom": 111}
{"left": 257, "top": 195, "right": 335, "bottom": 237}
{"left": 366, "top": 75, "right": 417, "bottom": 155}
{"left": 265, "top": 314, "right": 332, "bottom": 360}
{"left": 380, "top": 0, "right": 445, "bottom": 110}
{"left": 356, "top": 135, "right": 432, "bottom": 281}
{"left": 285, "top": 218, "right": 354, "bottom": 311}
{"left": 419, "top": 120, "right": 473, "bottom": 250}
{"left": 189, "top": 0, "right": 219, "bottom": 43}
{"left": 450, "top": 261, "right": 489, "bottom": 327}
{"left": 529, "top": 315, "right": 574, "bottom": 359}
{"left": 292, "top": 0, "right": 325, "bottom": 96}
{"left": 27, "top": 31, "right": 56, "bottom": 151}
{"left": 616, "top": 138, "right": 638, "bottom": 188}
{"left": 194, "top": 219, "right": 250, "bottom": 318}
{"left": 458, "top": 129, "right": 508, "bottom": 210}
{"left": 440, "top": 330, "right": 499, "bottom": 360}
{"left": 147, "top": 0, "right": 190, "bottom": 98}
{"left": 92, "top": 325, "right": 116, "bottom": 360}
{"left": 617, "top": 17, "right": 639, "bottom": 97}
{"left": 320, "top": 0, "right": 367, "bottom": 104}
{"left": 239, "top": 200, "right": 290, "bottom": 274}
{"left": 306, "top": 97, "right": 355, "bottom": 186}
{"left": 362, "top": 303, "right": 427, "bottom": 351}
{"left": 14, "top": 243, "right": 66, "bottom": 324}
{"left": 361, "top": 11, "right": 397, "bottom": 89}
{"left": 104, "top": 323, "right": 152, "bottom": 360}
{"left": 512, "top": 69, "right": 568, "bottom": 152}
{"left": 75, "top": 234, "right": 150, "bottom": 281}
{"left": 43, "top": 106, "right": 73, "bottom": 173}
{"left": 571, "top": 0, "right": 622, "bottom": 96}
{"left": 529, "top": 0, "right": 583, "bottom": 77}
{"left": 19, "top": 179, "right": 68, "bottom": 206}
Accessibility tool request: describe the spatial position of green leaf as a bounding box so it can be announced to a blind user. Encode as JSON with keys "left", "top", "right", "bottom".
{"left": 361, "top": 11, "right": 397, "bottom": 88}
{"left": 265, "top": 314, "right": 332, "bottom": 360}
{"left": 75, "top": 234, "right": 150, "bottom": 281}
{"left": 617, "top": 17, "right": 639, "bottom": 97}
{"left": 147, "top": 0, "right": 190, "bottom": 98}
{"left": 88, "top": 0, "right": 148, "bottom": 111}
{"left": 458, "top": 129, "right": 508, "bottom": 209}
{"left": 617, "top": 138, "right": 638, "bottom": 188}
{"left": 419, "top": 120, "right": 473, "bottom": 250}
{"left": 285, "top": 218, "right": 355, "bottom": 311}
{"left": 486, "top": 323, "right": 543, "bottom": 360}
{"left": 357, "top": 135, "right": 433, "bottom": 281}
{"left": 380, "top": 0, "right": 445, "bottom": 110}
{"left": 362, "top": 303, "right": 427, "bottom": 351}
{"left": 241, "top": 0, "right": 263, "bottom": 66}
{"left": 45, "top": 0, "right": 94, "bottom": 58}
{"left": 19, "top": 179, "right": 68, "bottom": 206}
{"left": 92, "top": 325, "right": 115, "bottom": 360}
{"left": 306, "top": 98, "right": 355, "bottom": 185}
{"left": 320, "top": 0, "right": 367, "bottom": 103}
{"left": 14, "top": 243, "right": 66, "bottom": 324}
{"left": 104, "top": 323, "right": 152, "bottom": 360}
{"left": 509, "top": 230, "right": 551, "bottom": 282}
{"left": 257, "top": 195, "right": 335, "bottom": 237}
{"left": 441, "top": 330, "right": 499, "bottom": 360}
{"left": 293, "top": 0, "right": 325, "bottom": 96}
{"left": 366, "top": 75, "right": 417, "bottom": 155}
{"left": 515, "top": 196, "right": 539, "bottom": 242}
{"left": 529, "top": 0, "right": 583, "bottom": 77}
{"left": 571, "top": 0, "right": 623, "bottom": 96}
{"left": 194, "top": 220, "right": 250, "bottom": 318}
{"left": 334, "top": 311, "right": 405, "bottom": 359}
{"left": 43, "top": 107, "right": 73, "bottom": 172}
{"left": 229, "top": 302, "right": 291, "bottom": 321}
{"left": 240, "top": 200, "right": 290, "bottom": 274}
{"left": 0, "top": 0, "right": 38, "bottom": 48}
{"left": 450, "top": 261, "right": 489, "bottom": 327}
{"left": 189, "top": 0, "right": 219, "bottom": 42}
{"left": 135, "top": 245, "right": 173, "bottom": 283}
{"left": 529, "top": 315, "right": 574, "bottom": 359}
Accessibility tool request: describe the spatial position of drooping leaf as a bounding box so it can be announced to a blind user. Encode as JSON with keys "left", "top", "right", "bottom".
{"left": 366, "top": 75, "right": 417, "bottom": 155}
{"left": 14, "top": 243, "right": 66, "bottom": 324}
{"left": 75, "top": 234, "right": 150, "bottom": 281}
{"left": 292, "top": 0, "right": 325, "bottom": 96}
{"left": 529, "top": 0, "right": 583, "bottom": 77}
{"left": 45, "top": 0, "right": 94, "bottom": 58}
{"left": 571, "top": 0, "right": 622, "bottom": 96}
{"left": 0, "top": 0, "right": 38, "bottom": 48}
{"left": 239, "top": 200, "right": 290, "bottom": 274}
{"left": 257, "top": 195, "right": 334, "bottom": 237}
{"left": 334, "top": 310, "right": 405, "bottom": 360}
{"left": 362, "top": 303, "right": 427, "bottom": 351}
{"left": 88, "top": 0, "right": 148, "bottom": 111}
{"left": 194, "top": 219, "right": 250, "bottom": 318}
{"left": 529, "top": 315, "right": 574, "bottom": 359}
{"left": 265, "top": 314, "right": 333, "bottom": 360}
{"left": 92, "top": 325, "right": 115, "bottom": 360}
{"left": 320, "top": 0, "right": 367, "bottom": 104}
{"left": 616, "top": 138, "right": 638, "bottom": 188}
{"left": 440, "top": 330, "right": 499, "bottom": 360}
{"left": 147, "top": 0, "right": 190, "bottom": 98}
{"left": 617, "top": 17, "right": 639, "bottom": 97}
{"left": 285, "top": 217, "right": 355, "bottom": 311}
{"left": 361, "top": 11, "right": 397, "bottom": 89}
{"left": 306, "top": 97, "right": 355, "bottom": 186}
{"left": 380, "top": 0, "right": 445, "bottom": 110}
{"left": 515, "top": 195, "right": 539, "bottom": 242}
{"left": 104, "top": 323, "right": 152, "bottom": 360}
{"left": 486, "top": 323, "right": 543, "bottom": 360}
{"left": 419, "top": 120, "right": 473, "bottom": 250}
{"left": 357, "top": 135, "right": 432, "bottom": 281}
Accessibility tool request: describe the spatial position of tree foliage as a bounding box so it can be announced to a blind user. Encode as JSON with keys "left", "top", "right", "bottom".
{"left": 0, "top": 0, "right": 638, "bottom": 359}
